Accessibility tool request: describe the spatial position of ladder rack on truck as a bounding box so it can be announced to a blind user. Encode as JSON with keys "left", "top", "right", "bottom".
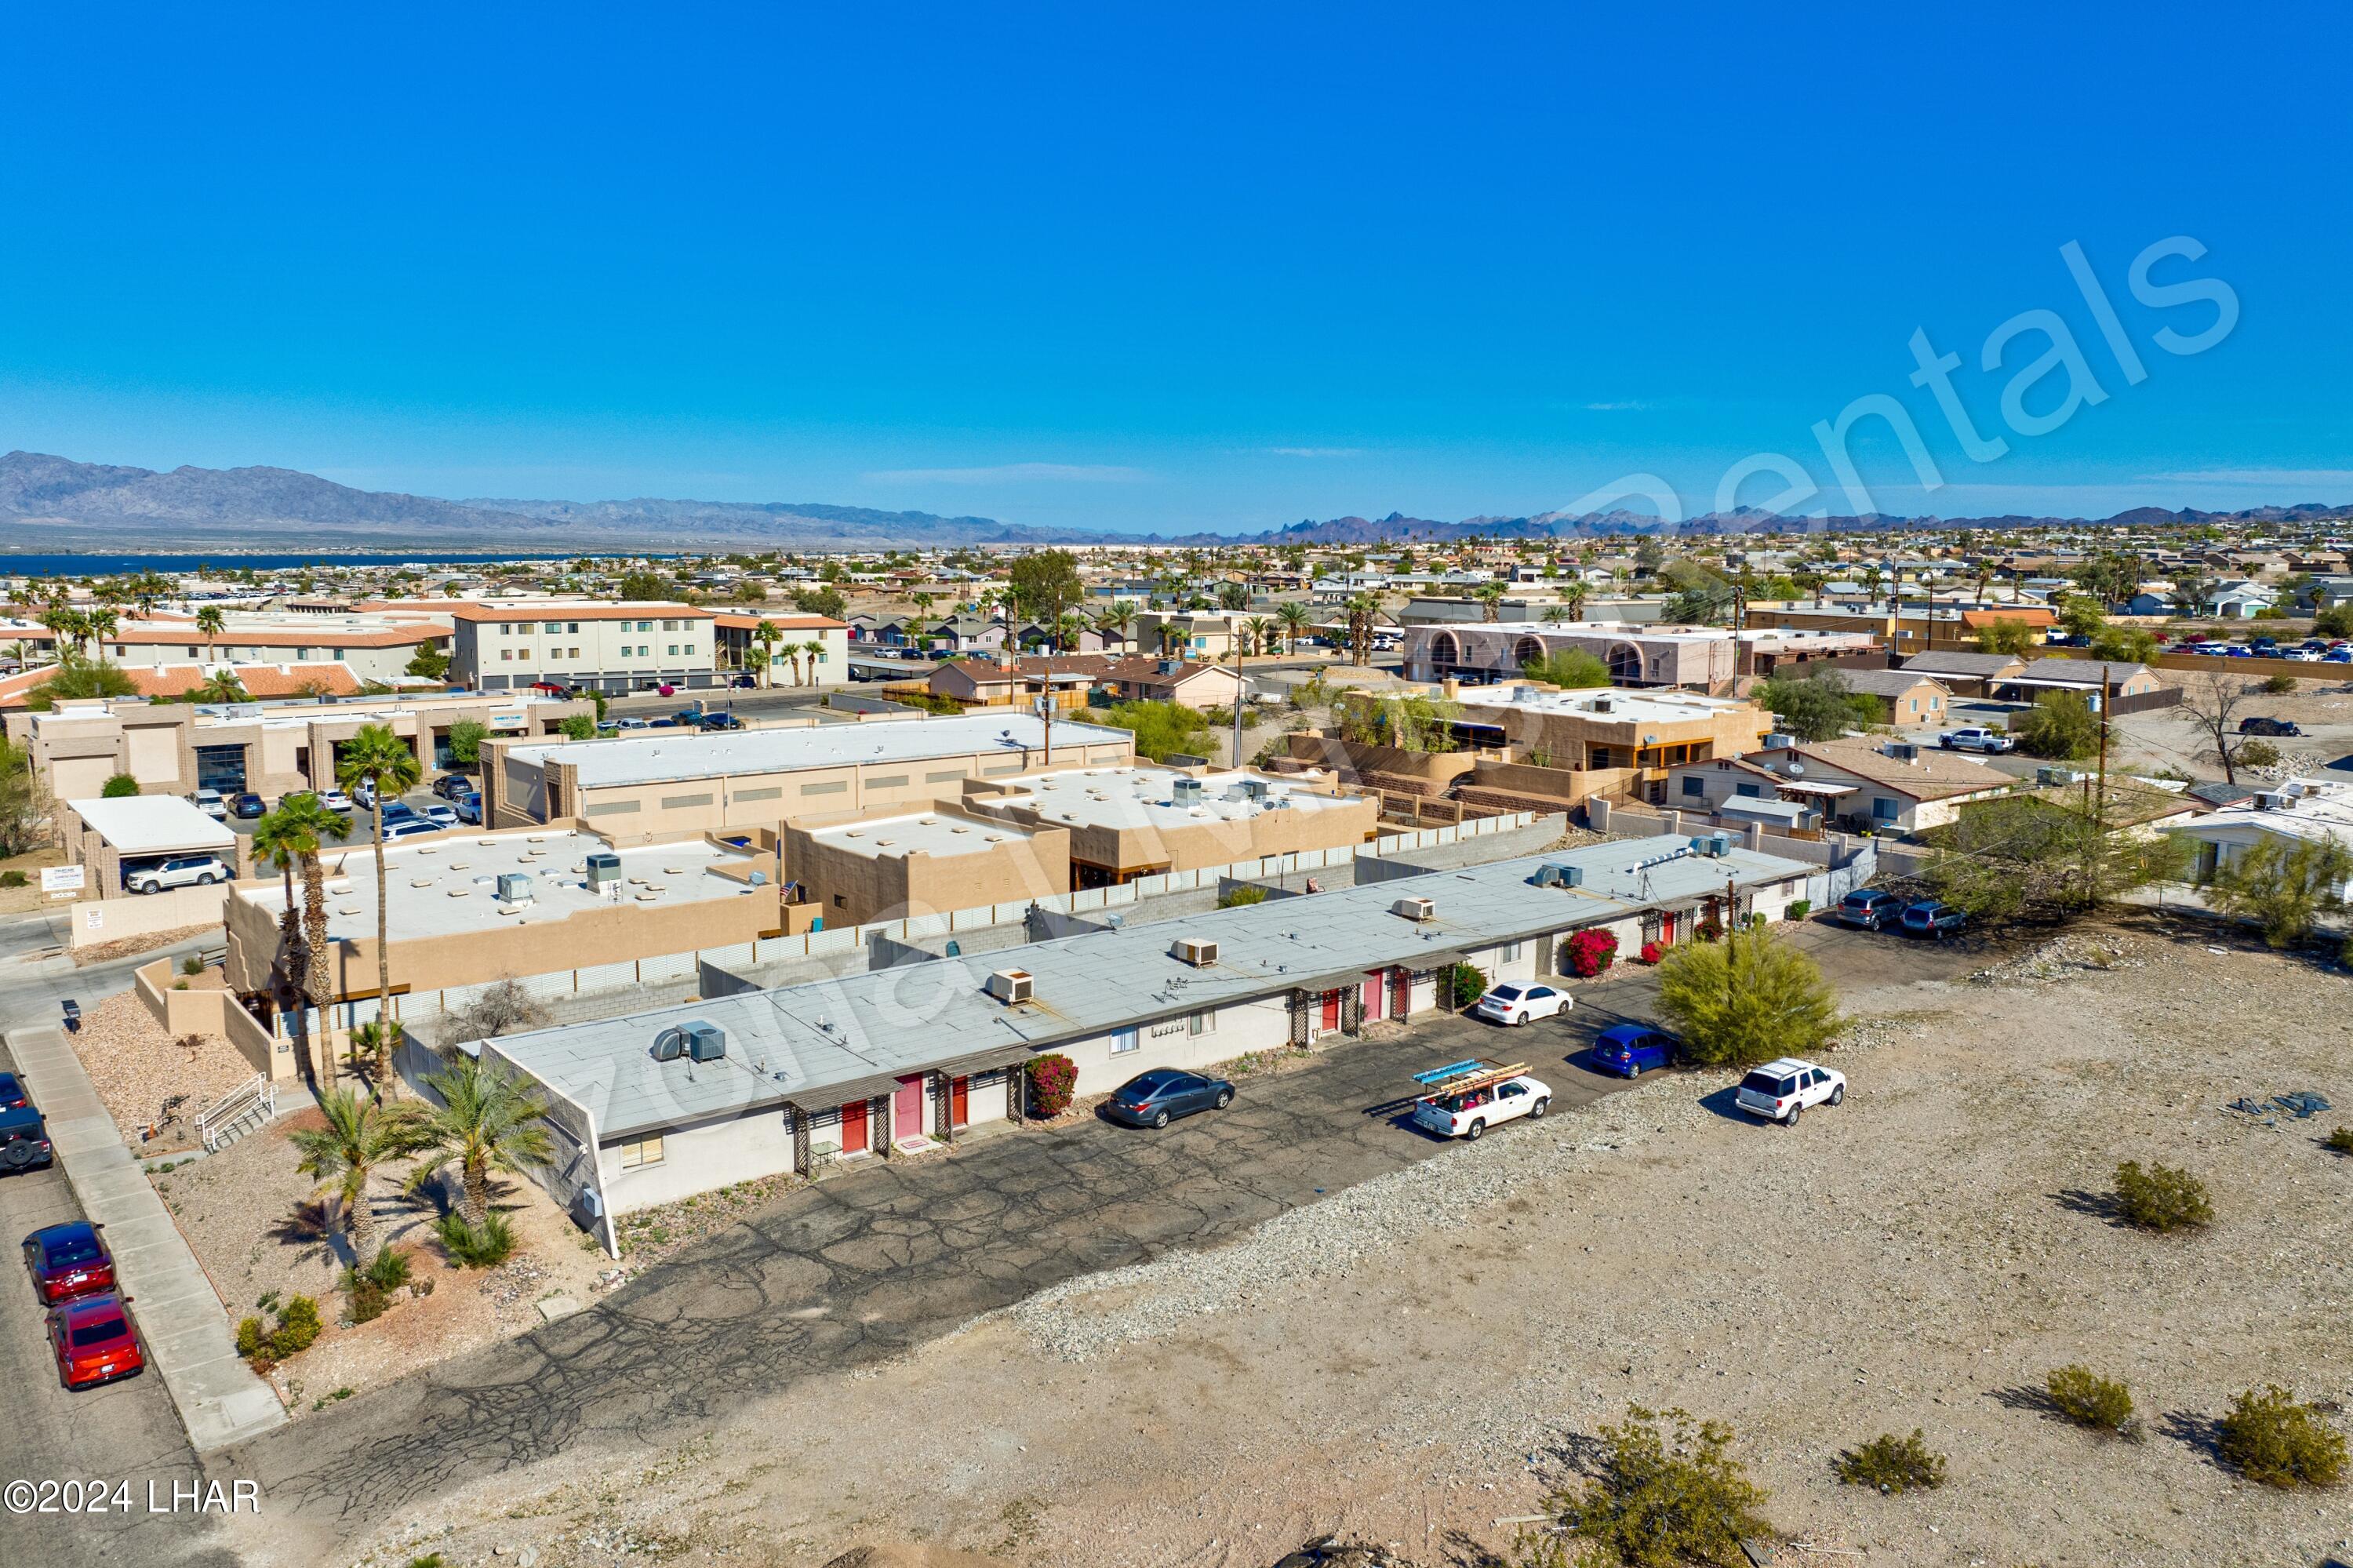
{"left": 1412, "top": 1059, "right": 1529, "bottom": 1101}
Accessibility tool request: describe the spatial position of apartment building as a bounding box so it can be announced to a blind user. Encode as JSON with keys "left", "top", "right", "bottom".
{"left": 1452, "top": 686, "right": 1774, "bottom": 783}
{"left": 710, "top": 613, "right": 852, "bottom": 686}
{"left": 1404, "top": 621, "right": 1878, "bottom": 690}
{"left": 482, "top": 711, "right": 1137, "bottom": 840}
{"left": 451, "top": 602, "right": 718, "bottom": 693}
{"left": 96, "top": 613, "right": 449, "bottom": 683}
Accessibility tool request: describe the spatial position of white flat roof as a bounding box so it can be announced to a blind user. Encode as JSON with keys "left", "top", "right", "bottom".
{"left": 506, "top": 711, "right": 1131, "bottom": 790}
{"left": 806, "top": 811, "right": 1044, "bottom": 860}
{"left": 67, "top": 797, "right": 236, "bottom": 856}
{"left": 979, "top": 766, "right": 1364, "bottom": 832}
{"left": 236, "top": 829, "right": 770, "bottom": 944}
{"left": 1455, "top": 687, "right": 1755, "bottom": 725}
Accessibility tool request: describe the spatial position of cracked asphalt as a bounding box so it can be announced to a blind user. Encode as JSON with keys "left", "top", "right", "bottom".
{"left": 214, "top": 1015, "right": 1634, "bottom": 1559}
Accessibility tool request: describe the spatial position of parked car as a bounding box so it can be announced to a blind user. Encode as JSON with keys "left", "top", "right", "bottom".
{"left": 455, "top": 792, "right": 483, "bottom": 824}
{"left": 315, "top": 788, "right": 355, "bottom": 814}
{"left": 0, "top": 1105, "right": 55, "bottom": 1176}
{"left": 1472, "top": 981, "right": 1571, "bottom": 1027}
{"left": 1411, "top": 1065, "right": 1552, "bottom": 1141}
{"left": 1937, "top": 726, "right": 2014, "bottom": 754}
{"left": 615, "top": 716, "right": 650, "bottom": 730}
{"left": 1103, "top": 1069, "right": 1235, "bottom": 1129}
{"left": 0, "top": 1072, "right": 27, "bottom": 1112}
{"left": 381, "top": 819, "right": 440, "bottom": 842}
{"left": 125, "top": 856, "right": 231, "bottom": 895}
{"left": 730, "top": 674, "right": 758, "bottom": 688}
{"left": 2329, "top": 649, "right": 2353, "bottom": 664}
{"left": 1836, "top": 889, "right": 1904, "bottom": 930}
{"left": 697, "top": 711, "right": 744, "bottom": 731}
{"left": 1590, "top": 1024, "right": 1677, "bottom": 1078}
{"left": 2238, "top": 715, "right": 2304, "bottom": 737}
{"left": 351, "top": 780, "right": 377, "bottom": 808}
{"left": 423, "top": 805, "right": 459, "bottom": 829}
{"left": 528, "top": 681, "right": 569, "bottom": 696}
{"left": 1900, "top": 900, "right": 1966, "bottom": 939}
{"left": 1734, "top": 1057, "right": 1846, "bottom": 1126}
{"left": 432, "top": 773, "right": 476, "bottom": 801}
{"left": 188, "top": 787, "right": 230, "bottom": 820}
{"left": 45, "top": 1292, "right": 144, "bottom": 1390}
{"left": 22, "top": 1221, "right": 115, "bottom": 1304}
{"left": 381, "top": 800, "right": 420, "bottom": 822}
{"left": 230, "top": 791, "right": 265, "bottom": 819}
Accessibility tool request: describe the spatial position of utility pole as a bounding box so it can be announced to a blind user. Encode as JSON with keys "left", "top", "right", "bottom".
{"left": 1036, "top": 690, "right": 1052, "bottom": 769}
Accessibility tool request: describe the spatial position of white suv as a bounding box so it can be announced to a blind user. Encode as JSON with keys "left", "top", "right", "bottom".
{"left": 188, "top": 788, "right": 229, "bottom": 820}
{"left": 1735, "top": 1057, "right": 1846, "bottom": 1126}
{"left": 126, "top": 856, "right": 231, "bottom": 895}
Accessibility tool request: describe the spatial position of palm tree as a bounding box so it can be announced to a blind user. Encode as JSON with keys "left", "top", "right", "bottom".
{"left": 193, "top": 605, "right": 226, "bottom": 666}
{"left": 412, "top": 1054, "right": 554, "bottom": 1228}
{"left": 191, "top": 671, "right": 248, "bottom": 704}
{"left": 1242, "top": 616, "right": 1276, "bottom": 660}
{"left": 798, "top": 638, "right": 826, "bottom": 684}
{"left": 743, "top": 646, "right": 771, "bottom": 686}
{"left": 751, "top": 619, "right": 781, "bottom": 689}
{"left": 289, "top": 1087, "right": 431, "bottom": 1260}
{"left": 249, "top": 806, "right": 314, "bottom": 1053}
{"left": 1275, "top": 600, "right": 1314, "bottom": 653}
{"left": 1093, "top": 604, "right": 1134, "bottom": 651}
{"left": 1540, "top": 604, "right": 1570, "bottom": 624}
{"left": 257, "top": 792, "right": 347, "bottom": 1083}
{"left": 1558, "top": 580, "right": 1590, "bottom": 620}
{"left": 1472, "top": 583, "right": 1506, "bottom": 623}
{"left": 84, "top": 607, "right": 119, "bottom": 657}
{"left": 1344, "top": 595, "right": 1380, "bottom": 666}
{"left": 1053, "top": 612, "right": 1086, "bottom": 653}
{"left": 336, "top": 724, "right": 422, "bottom": 1086}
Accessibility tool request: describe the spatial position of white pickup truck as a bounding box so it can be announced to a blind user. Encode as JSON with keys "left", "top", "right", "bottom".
{"left": 1409, "top": 1060, "right": 1552, "bottom": 1141}
{"left": 1937, "top": 726, "right": 2014, "bottom": 754}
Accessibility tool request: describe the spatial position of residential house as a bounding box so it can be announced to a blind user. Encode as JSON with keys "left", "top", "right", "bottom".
{"left": 1747, "top": 735, "right": 2013, "bottom": 834}
{"left": 1835, "top": 668, "right": 1951, "bottom": 726}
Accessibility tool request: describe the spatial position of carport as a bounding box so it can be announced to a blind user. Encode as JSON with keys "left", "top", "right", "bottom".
{"left": 64, "top": 795, "right": 239, "bottom": 896}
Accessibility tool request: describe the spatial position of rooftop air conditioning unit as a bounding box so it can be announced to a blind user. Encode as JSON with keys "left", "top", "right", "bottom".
{"left": 1172, "top": 937, "right": 1219, "bottom": 967}
{"left": 1763, "top": 732, "right": 1795, "bottom": 750}
{"left": 2254, "top": 791, "right": 2295, "bottom": 812}
{"left": 1513, "top": 685, "right": 1539, "bottom": 702}
{"left": 985, "top": 968, "right": 1035, "bottom": 1005}
{"left": 1170, "top": 777, "right": 1205, "bottom": 806}
{"left": 1392, "top": 895, "right": 1437, "bottom": 922}
{"left": 653, "top": 1020, "right": 726, "bottom": 1063}
{"left": 1237, "top": 777, "right": 1271, "bottom": 800}
{"left": 495, "top": 871, "right": 534, "bottom": 904}
{"left": 1884, "top": 742, "right": 1919, "bottom": 762}
{"left": 584, "top": 852, "right": 621, "bottom": 890}
{"left": 1591, "top": 697, "right": 1613, "bottom": 714}
{"left": 1529, "top": 864, "right": 1584, "bottom": 889}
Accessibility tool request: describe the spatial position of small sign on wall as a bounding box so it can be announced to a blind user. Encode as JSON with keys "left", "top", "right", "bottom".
{"left": 81, "top": 904, "right": 105, "bottom": 932}
{"left": 41, "top": 864, "right": 85, "bottom": 896}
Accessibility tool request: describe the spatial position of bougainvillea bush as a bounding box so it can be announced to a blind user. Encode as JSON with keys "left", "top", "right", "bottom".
{"left": 1638, "top": 940, "right": 1664, "bottom": 965}
{"left": 1565, "top": 928, "right": 1620, "bottom": 978}
{"left": 1025, "top": 1053, "right": 1078, "bottom": 1117}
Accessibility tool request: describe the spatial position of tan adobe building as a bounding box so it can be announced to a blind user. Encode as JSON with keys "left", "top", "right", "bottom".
{"left": 783, "top": 806, "right": 1072, "bottom": 925}
{"left": 1406, "top": 621, "right": 1877, "bottom": 692}
{"left": 482, "top": 711, "right": 1136, "bottom": 842}
{"left": 450, "top": 602, "right": 718, "bottom": 693}
{"left": 1835, "top": 668, "right": 1951, "bottom": 726}
{"left": 1450, "top": 686, "right": 1775, "bottom": 804}
{"left": 20, "top": 689, "right": 593, "bottom": 802}
{"left": 961, "top": 764, "right": 1379, "bottom": 888}
{"left": 1092, "top": 656, "right": 1245, "bottom": 709}
{"left": 926, "top": 653, "right": 1114, "bottom": 711}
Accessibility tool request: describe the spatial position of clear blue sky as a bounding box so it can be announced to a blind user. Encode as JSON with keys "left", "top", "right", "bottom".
{"left": 3, "top": 3, "right": 2346, "bottom": 534}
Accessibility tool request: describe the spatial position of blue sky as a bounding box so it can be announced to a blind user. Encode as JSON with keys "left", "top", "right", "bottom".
{"left": 2, "top": 3, "right": 2346, "bottom": 534}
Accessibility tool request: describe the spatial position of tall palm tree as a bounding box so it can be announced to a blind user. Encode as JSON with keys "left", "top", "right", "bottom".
{"left": 336, "top": 723, "right": 422, "bottom": 1086}
{"left": 1053, "top": 612, "right": 1086, "bottom": 653}
{"left": 1275, "top": 600, "right": 1313, "bottom": 653}
{"left": 289, "top": 1087, "right": 431, "bottom": 1260}
{"left": 257, "top": 792, "right": 347, "bottom": 1083}
{"left": 193, "top": 605, "right": 226, "bottom": 666}
{"left": 412, "top": 1054, "right": 554, "bottom": 1228}
{"left": 1540, "top": 604, "right": 1571, "bottom": 624}
{"left": 1472, "top": 583, "right": 1506, "bottom": 623}
{"left": 84, "top": 607, "right": 119, "bottom": 657}
{"left": 191, "top": 671, "right": 249, "bottom": 704}
{"left": 798, "top": 638, "right": 826, "bottom": 684}
{"left": 249, "top": 806, "right": 312, "bottom": 1048}
{"left": 1558, "top": 580, "right": 1590, "bottom": 620}
{"left": 751, "top": 618, "right": 781, "bottom": 688}
{"left": 1344, "top": 595, "right": 1380, "bottom": 666}
{"left": 1093, "top": 604, "right": 1134, "bottom": 651}
{"left": 1242, "top": 616, "right": 1276, "bottom": 660}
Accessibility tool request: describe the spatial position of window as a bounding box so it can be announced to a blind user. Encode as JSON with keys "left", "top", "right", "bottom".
{"left": 569, "top": 646, "right": 582, "bottom": 657}
{"left": 1871, "top": 796, "right": 1900, "bottom": 820}
{"left": 584, "top": 800, "right": 639, "bottom": 816}
{"left": 799, "top": 780, "right": 847, "bottom": 796}
{"left": 661, "top": 792, "right": 714, "bottom": 808}
{"left": 1111, "top": 1028, "right": 1140, "bottom": 1054}
{"left": 1503, "top": 941, "right": 1522, "bottom": 963}
{"left": 1187, "top": 1009, "right": 1217, "bottom": 1036}
{"left": 186, "top": 645, "right": 199, "bottom": 657}
{"left": 1908, "top": 698, "right": 1919, "bottom": 714}
{"left": 567, "top": 622, "right": 580, "bottom": 634}
{"left": 926, "top": 769, "right": 964, "bottom": 783}
{"left": 733, "top": 786, "right": 782, "bottom": 802}
{"left": 500, "top": 649, "right": 513, "bottom": 661}
{"left": 500, "top": 624, "right": 512, "bottom": 636}
{"left": 867, "top": 774, "right": 908, "bottom": 789}
{"left": 619, "top": 1137, "right": 664, "bottom": 1169}
{"left": 1734, "top": 782, "right": 1762, "bottom": 799}
{"left": 667, "top": 644, "right": 680, "bottom": 657}
{"left": 1680, "top": 777, "right": 1706, "bottom": 799}
{"left": 662, "top": 619, "right": 678, "bottom": 631}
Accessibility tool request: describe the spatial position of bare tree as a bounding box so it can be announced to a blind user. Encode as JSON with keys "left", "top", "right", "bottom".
{"left": 2174, "top": 671, "right": 2266, "bottom": 784}
{"left": 449, "top": 977, "right": 551, "bottom": 1046}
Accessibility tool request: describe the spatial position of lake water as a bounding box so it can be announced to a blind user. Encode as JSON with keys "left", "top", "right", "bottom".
{"left": 0, "top": 551, "right": 667, "bottom": 577}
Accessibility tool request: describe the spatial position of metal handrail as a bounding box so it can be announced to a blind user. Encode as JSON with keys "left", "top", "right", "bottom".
{"left": 196, "top": 1073, "right": 274, "bottom": 1152}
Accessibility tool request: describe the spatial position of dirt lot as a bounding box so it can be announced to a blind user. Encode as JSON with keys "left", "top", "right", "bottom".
{"left": 278, "top": 911, "right": 2352, "bottom": 1568}
{"left": 67, "top": 988, "right": 256, "bottom": 1151}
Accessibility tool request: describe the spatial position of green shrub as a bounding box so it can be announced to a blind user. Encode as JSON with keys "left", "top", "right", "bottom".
{"left": 342, "top": 1248, "right": 413, "bottom": 1324}
{"left": 1217, "top": 884, "right": 1268, "bottom": 908}
{"left": 0, "top": 869, "right": 25, "bottom": 889}
{"left": 1444, "top": 962, "right": 1488, "bottom": 1009}
{"left": 100, "top": 773, "right": 140, "bottom": 798}
{"left": 435, "top": 1211, "right": 517, "bottom": 1268}
{"left": 180, "top": 954, "right": 205, "bottom": 976}
{"left": 2113, "top": 1161, "right": 2213, "bottom": 1231}
{"left": 1516, "top": 1405, "right": 1770, "bottom": 1568}
{"left": 267, "top": 1296, "right": 322, "bottom": 1359}
{"left": 235, "top": 1315, "right": 267, "bottom": 1362}
{"left": 2326, "top": 1127, "right": 2353, "bottom": 1155}
{"left": 2217, "top": 1384, "right": 2348, "bottom": 1487}
{"left": 2045, "top": 1364, "right": 2137, "bottom": 1435}
{"left": 1834, "top": 1429, "right": 1947, "bottom": 1493}
{"left": 2260, "top": 672, "right": 2299, "bottom": 694}
{"left": 1784, "top": 899, "right": 1811, "bottom": 920}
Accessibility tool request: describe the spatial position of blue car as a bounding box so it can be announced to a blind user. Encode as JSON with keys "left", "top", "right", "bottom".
{"left": 1900, "top": 900, "right": 1966, "bottom": 939}
{"left": 455, "top": 792, "right": 483, "bottom": 824}
{"left": 1591, "top": 1024, "right": 1677, "bottom": 1078}
{"left": 230, "top": 792, "right": 264, "bottom": 819}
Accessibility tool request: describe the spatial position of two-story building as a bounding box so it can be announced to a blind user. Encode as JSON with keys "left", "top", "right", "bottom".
{"left": 452, "top": 603, "right": 717, "bottom": 693}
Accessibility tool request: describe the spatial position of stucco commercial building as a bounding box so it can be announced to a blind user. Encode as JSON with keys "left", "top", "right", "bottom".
{"left": 784, "top": 806, "right": 1073, "bottom": 925}
{"left": 482, "top": 711, "right": 1137, "bottom": 839}
{"left": 20, "top": 689, "right": 592, "bottom": 802}
{"left": 452, "top": 602, "right": 718, "bottom": 693}
{"left": 964, "top": 765, "right": 1378, "bottom": 888}
{"left": 482, "top": 833, "right": 1817, "bottom": 1244}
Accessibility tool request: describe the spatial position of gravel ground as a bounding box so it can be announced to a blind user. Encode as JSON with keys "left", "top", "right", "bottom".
{"left": 294, "top": 914, "right": 2353, "bottom": 1568}
{"left": 69, "top": 921, "right": 218, "bottom": 966}
{"left": 67, "top": 988, "right": 257, "bottom": 1150}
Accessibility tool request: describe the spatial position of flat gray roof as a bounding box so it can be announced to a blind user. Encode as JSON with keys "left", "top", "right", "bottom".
{"left": 67, "top": 796, "right": 235, "bottom": 856}
{"left": 504, "top": 711, "right": 1132, "bottom": 790}
{"left": 486, "top": 833, "right": 1816, "bottom": 1141}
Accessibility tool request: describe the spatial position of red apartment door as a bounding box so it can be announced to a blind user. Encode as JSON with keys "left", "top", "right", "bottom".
{"left": 893, "top": 1075, "right": 924, "bottom": 1142}
{"left": 840, "top": 1099, "right": 868, "bottom": 1155}
{"left": 1320, "top": 989, "right": 1342, "bottom": 1031}
{"left": 1362, "top": 970, "right": 1387, "bottom": 1021}
{"left": 951, "top": 1075, "right": 970, "bottom": 1126}
{"left": 1660, "top": 910, "right": 1679, "bottom": 944}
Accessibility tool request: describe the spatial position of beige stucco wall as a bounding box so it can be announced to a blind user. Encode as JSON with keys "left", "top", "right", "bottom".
{"left": 785, "top": 811, "right": 1074, "bottom": 925}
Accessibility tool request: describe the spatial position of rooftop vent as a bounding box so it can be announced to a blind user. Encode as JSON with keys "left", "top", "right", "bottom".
{"left": 1529, "top": 863, "right": 1584, "bottom": 889}
{"left": 584, "top": 852, "right": 622, "bottom": 890}
{"left": 1591, "top": 696, "right": 1613, "bottom": 714}
{"left": 1763, "top": 732, "right": 1796, "bottom": 750}
{"left": 653, "top": 1020, "right": 726, "bottom": 1064}
{"left": 2254, "top": 790, "right": 2297, "bottom": 812}
{"left": 1237, "top": 777, "right": 1271, "bottom": 800}
{"left": 1689, "top": 832, "right": 1733, "bottom": 858}
{"left": 1883, "top": 741, "right": 1920, "bottom": 763}
{"left": 495, "top": 871, "right": 533, "bottom": 904}
{"left": 1171, "top": 937, "right": 1219, "bottom": 967}
{"left": 1170, "top": 777, "right": 1205, "bottom": 806}
{"left": 985, "top": 968, "right": 1035, "bottom": 1005}
{"left": 1392, "top": 895, "right": 1437, "bottom": 922}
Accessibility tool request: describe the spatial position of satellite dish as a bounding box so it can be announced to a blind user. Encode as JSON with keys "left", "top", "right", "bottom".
{"left": 1787, "top": 762, "right": 1805, "bottom": 776}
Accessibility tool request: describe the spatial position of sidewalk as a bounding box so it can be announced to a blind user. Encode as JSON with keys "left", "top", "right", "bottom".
{"left": 5, "top": 1025, "right": 288, "bottom": 1452}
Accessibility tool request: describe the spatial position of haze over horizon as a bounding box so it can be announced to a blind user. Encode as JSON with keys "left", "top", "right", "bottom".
{"left": 4, "top": 4, "right": 2347, "bottom": 537}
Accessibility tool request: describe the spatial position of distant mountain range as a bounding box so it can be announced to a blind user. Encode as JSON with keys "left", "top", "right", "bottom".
{"left": 4, "top": 449, "right": 2351, "bottom": 555}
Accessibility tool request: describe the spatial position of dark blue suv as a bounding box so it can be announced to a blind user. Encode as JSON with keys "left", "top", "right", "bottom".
{"left": 1591, "top": 1024, "right": 1677, "bottom": 1078}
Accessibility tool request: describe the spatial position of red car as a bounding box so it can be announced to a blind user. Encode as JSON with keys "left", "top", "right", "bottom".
{"left": 23, "top": 1220, "right": 115, "bottom": 1304}
{"left": 46, "top": 1292, "right": 144, "bottom": 1390}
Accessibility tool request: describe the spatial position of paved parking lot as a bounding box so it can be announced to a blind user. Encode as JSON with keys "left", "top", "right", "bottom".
{"left": 0, "top": 1040, "right": 237, "bottom": 1568}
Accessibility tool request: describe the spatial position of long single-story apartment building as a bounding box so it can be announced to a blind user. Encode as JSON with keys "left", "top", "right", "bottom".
{"left": 477, "top": 834, "right": 1817, "bottom": 1249}
{"left": 481, "top": 711, "right": 1136, "bottom": 840}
